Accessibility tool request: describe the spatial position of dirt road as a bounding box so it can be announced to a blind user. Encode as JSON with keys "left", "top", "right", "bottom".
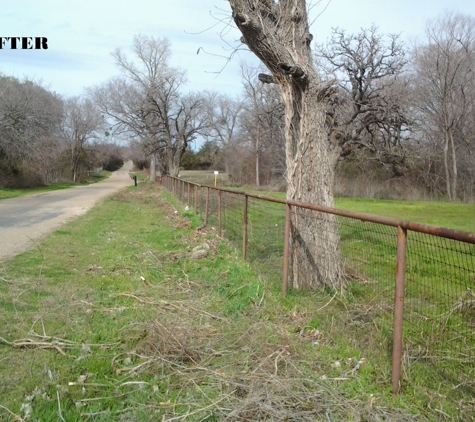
{"left": 0, "top": 162, "right": 135, "bottom": 262}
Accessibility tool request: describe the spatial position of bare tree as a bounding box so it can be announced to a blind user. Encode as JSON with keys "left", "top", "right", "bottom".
{"left": 207, "top": 92, "right": 245, "bottom": 176}
{"left": 92, "top": 77, "right": 152, "bottom": 142}
{"left": 0, "top": 75, "right": 63, "bottom": 186}
{"left": 316, "top": 26, "right": 410, "bottom": 175}
{"left": 240, "top": 66, "right": 286, "bottom": 187}
{"left": 163, "top": 92, "right": 211, "bottom": 176}
{"left": 91, "top": 35, "right": 210, "bottom": 177}
{"left": 228, "top": 1, "right": 342, "bottom": 289}
{"left": 30, "top": 136, "right": 68, "bottom": 184}
{"left": 61, "top": 97, "right": 103, "bottom": 182}
{"left": 412, "top": 12, "right": 475, "bottom": 200}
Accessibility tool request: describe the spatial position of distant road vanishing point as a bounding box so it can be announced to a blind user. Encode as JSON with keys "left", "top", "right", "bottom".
{"left": 0, "top": 161, "right": 134, "bottom": 262}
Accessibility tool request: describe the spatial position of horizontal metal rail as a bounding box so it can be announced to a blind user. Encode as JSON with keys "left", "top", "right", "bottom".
{"left": 163, "top": 176, "right": 475, "bottom": 245}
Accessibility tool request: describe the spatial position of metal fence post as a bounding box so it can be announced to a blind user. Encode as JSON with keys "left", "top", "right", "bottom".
{"left": 242, "top": 195, "right": 248, "bottom": 260}
{"left": 205, "top": 187, "right": 209, "bottom": 226}
{"left": 282, "top": 203, "right": 291, "bottom": 295}
{"left": 392, "top": 225, "right": 407, "bottom": 395}
{"left": 194, "top": 185, "right": 198, "bottom": 215}
{"left": 218, "top": 190, "right": 222, "bottom": 237}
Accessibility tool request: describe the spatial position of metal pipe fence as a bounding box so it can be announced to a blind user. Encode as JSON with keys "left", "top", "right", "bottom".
{"left": 161, "top": 175, "right": 475, "bottom": 394}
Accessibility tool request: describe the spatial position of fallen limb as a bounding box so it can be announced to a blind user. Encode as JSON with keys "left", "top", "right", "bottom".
{"left": 0, "top": 335, "right": 68, "bottom": 355}
{"left": 0, "top": 404, "right": 25, "bottom": 421}
{"left": 115, "top": 293, "right": 227, "bottom": 321}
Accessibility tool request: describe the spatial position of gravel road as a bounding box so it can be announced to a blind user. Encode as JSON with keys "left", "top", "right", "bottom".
{"left": 0, "top": 161, "right": 135, "bottom": 262}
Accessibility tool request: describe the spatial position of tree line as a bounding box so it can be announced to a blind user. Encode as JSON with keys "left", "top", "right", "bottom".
{"left": 1, "top": 11, "right": 474, "bottom": 202}
{"left": 197, "top": 11, "right": 475, "bottom": 202}
{"left": 104, "top": 11, "right": 475, "bottom": 202}
{"left": 0, "top": 76, "right": 125, "bottom": 188}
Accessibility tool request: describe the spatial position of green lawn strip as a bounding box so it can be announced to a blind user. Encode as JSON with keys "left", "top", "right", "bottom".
{"left": 0, "top": 183, "right": 472, "bottom": 421}
{"left": 335, "top": 197, "right": 475, "bottom": 233}
{"left": 178, "top": 170, "right": 230, "bottom": 186}
{"left": 0, "top": 183, "right": 77, "bottom": 200}
{"left": 129, "top": 170, "right": 149, "bottom": 182}
{"left": 84, "top": 170, "right": 112, "bottom": 184}
{"left": 178, "top": 171, "right": 475, "bottom": 232}
{"left": 0, "top": 171, "right": 112, "bottom": 200}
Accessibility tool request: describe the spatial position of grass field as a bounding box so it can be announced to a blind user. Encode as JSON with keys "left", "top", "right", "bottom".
{"left": 240, "top": 193, "right": 475, "bottom": 233}
{"left": 178, "top": 170, "right": 475, "bottom": 233}
{"left": 2, "top": 183, "right": 474, "bottom": 420}
{"left": 178, "top": 170, "right": 230, "bottom": 187}
{"left": 335, "top": 197, "right": 475, "bottom": 233}
{"left": 129, "top": 170, "right": 149, "bottom": 182}
{"left": 171, "top": 173, "right": 475, "bottom": 412}
{"left": 0, "top": 171, "right": 112, "bottom": 200}
{"left": 0, "top": 184, "right": 475, "bottom": 422}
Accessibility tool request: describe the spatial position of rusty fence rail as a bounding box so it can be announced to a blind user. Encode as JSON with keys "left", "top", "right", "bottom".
{"left": 161, "top": 175, "right": 475, "bottom": 394}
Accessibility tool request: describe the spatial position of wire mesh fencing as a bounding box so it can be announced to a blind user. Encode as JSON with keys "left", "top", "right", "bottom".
{"left": 245, "top": 197, "right": 286, "bottom": 281}
{"left": 161, "top": 175, "right": 475, "bottom": 393}
{"left": 404, "top": 233, "right": 475, "bottom": 376}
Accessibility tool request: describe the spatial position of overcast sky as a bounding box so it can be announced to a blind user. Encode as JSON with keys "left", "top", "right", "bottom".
{"left": 1, "top": 0, "right": 474, "bottom": 99}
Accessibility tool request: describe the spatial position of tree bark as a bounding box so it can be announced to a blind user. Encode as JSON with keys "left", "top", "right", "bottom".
{"left": 229, "top": 0, "right": 342, "bottom": 289}
{"left": 150, "top": 154, "right": 156, "bottom": 182}
{"left": 443, "top": 130, "right": 452, "bottom": 200}
{"left": 281, "top": 77, "right": 341, "bottom": 289}
{"left": 256, "top": 124, "right": 260, "bottom": 187}
{"left": 449, "top": 131, "right": 457, "bottom": 200}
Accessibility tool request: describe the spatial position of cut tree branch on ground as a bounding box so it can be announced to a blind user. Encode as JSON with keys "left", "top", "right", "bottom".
{"left": 115, "top": 293, "right": 227, "bottom": 321}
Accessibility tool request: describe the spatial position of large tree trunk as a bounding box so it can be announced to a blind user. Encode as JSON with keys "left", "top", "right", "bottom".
{"left": 170, "top": 147, "right": 183, "bottom": 177}
{"left": 449, "top": 131, "right": 457, "bottom": 200}
{"left": 281, "top": 74, "right": 341, "bottom": 289}
{"left": 71, "top": 146, "right": 80, "bottom": 183}
{"left": 229, "top": 0, "right": 343, "bottom": 290}
{"left": 165, "top": 140, "right": 179, "bottom": 177}
{"left": 443, "top": 130, "right": 452, "bottom": 200}
{"left": 150, "top": 154, "right": 156, "bottom": 182}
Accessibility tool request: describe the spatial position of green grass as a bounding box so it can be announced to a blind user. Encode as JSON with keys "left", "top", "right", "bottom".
{"left": 217, "top": 192, "right": 475, "bottom": 233}
{"left": 84, "top": 170, "right": 112, "bottom": 184}
{"left": 172, "top": 174, "right": 475, "bottom": 411}
{"left": 335, "top": 197, "right": 475, "bottom": 233}
{"left": 0, "top": 183, "right": 78, "bottom": 200}
{"left": 178, "top": 170, "right": 230, "bottom": 186}
{"left": 0, "top": 171, "right": 112, "bottom": 200}
{"left": 1, "top": 183, "right": 474, "bottom": 421}
{"left": 129, "top": 170, "right": 149, "bottom": 182}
